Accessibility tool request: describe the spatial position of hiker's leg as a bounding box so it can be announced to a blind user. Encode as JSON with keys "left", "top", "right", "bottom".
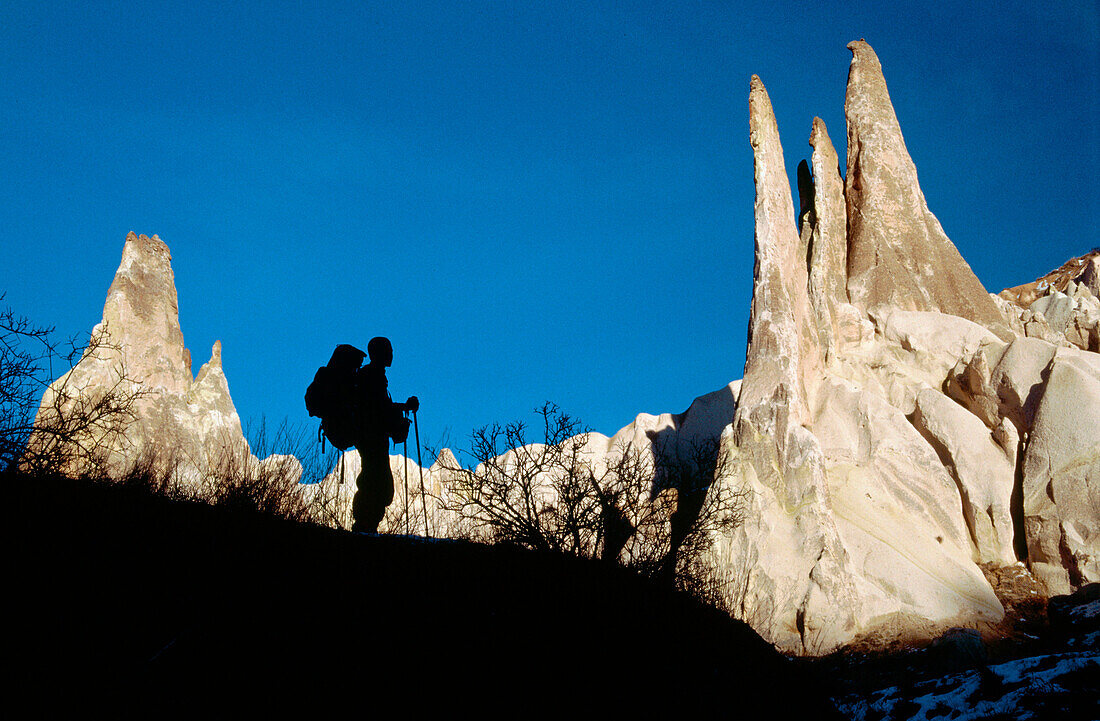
{"left": 351, "top": 466, "right": 372, "bottom": 533}
{"left": 365, "top": 456, "right": 394, "bottom": 531}
{"left": 355, "top": 449, "right": 393, "bottom": 533}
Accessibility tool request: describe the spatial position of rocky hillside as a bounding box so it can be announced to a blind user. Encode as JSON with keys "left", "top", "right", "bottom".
{"left": 32, "top": 39, "right": 1099, "bottom": 659}
{"left": 998, "top": 249, "right": 1100, "bottom": 350}
{"left": 686, "top": 39, "right": 1099, "bottom": 654}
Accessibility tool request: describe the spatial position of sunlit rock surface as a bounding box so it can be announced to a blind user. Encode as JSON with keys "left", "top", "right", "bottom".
{"left": 843, "top": 41, "right": 1008, "bottom": 337}
{"left": 32, "top": 233, "right": 285, "bottom": 483}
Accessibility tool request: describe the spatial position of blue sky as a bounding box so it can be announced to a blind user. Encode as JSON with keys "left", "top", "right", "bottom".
{"left": 1, "top": 2, "right": 1097, "bottom": 447}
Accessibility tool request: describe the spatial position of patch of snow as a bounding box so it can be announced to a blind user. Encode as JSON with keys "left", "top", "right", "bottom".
{"left": 834, "top": 652, "right": 1098, "bottom": 720}
{"left": 1069, "top": 600, "right": 1099, "bottom": 620}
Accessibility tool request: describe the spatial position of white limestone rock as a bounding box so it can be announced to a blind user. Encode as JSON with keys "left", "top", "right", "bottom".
{"left": 1077, "top": 254, "right": 1100, "bottom": 298}
{"left": 1030, "top": 293, "right": 1075, "bottom": 336}
{"left": 911, "top": 389, "right": 1017, "bottom": 565}
{"left": 813, "top": 380, "right": 1004, "bottom": 625}
{"left": 829, "top": 309, "right": 1005, "bottom": 417}
{"left": 32, "top": 233, "right": 273, "bottom": 483}
{"left": 989, "top": 337, "right": 1059, "bottom": 434}
{"left": 843, "top": 41, "right": 1009, "bottom": 338}
{"left": 989, "top": 293, "right": 1028, "bottom": 337}
{"left": 725, "top": 75, "right": 860, "bottom": 654}
{"left": 944, "top": 344, "right": 1007, "bottom": 430}
{"left": 802, "top": 117, "right": 854, "bottom": 362}
{"left": 1020, "top": 310, "right": 1067, "bottom": 346}
{"left": 607, "top": 381, "right": 740, "bottom": 461}
{"left": 870, "top": 309, "right": 1004, "bottom": 388}
{"left": 188, "top": 340, "right": 248, "bottom": 464}
{"left": 1020, "top": 349, "right": 1100, "bottom": 594}
{"left": 998, "top": 250, "right": 1100, "bottom": 352}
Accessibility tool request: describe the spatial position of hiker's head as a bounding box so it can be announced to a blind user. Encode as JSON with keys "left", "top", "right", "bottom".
{"left": 367, "top": 337, "right": 393, "bottom": 367}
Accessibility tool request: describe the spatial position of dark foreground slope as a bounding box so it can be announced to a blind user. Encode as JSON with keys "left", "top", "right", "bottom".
{"left": 11, "top": 473, "right": 837, "bottom": 715}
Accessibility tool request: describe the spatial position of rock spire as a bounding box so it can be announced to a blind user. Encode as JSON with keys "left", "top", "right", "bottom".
{"left": 33, "top": 233, "right": 265, "bottom": 481}
{"left": 843, "top": 41, "right": 1008, "bottom": 336}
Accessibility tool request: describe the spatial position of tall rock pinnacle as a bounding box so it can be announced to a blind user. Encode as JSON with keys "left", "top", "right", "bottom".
{"left": 806, "top": 117, "right": 849, "bottom": 360}
{"left": 843, "top": 41, "right": 1008, "bottom": 336}
{"left": 33, "top": 233, "right": 254, "bottom": 480}
{"left": 737, "top": 75, "right": 822, "bottom": 429}
{"left": 101, "top": 233, "right": 193, "bottom": 395}
{"left": 731, "top": 76, "right": 859, "bottom": 654}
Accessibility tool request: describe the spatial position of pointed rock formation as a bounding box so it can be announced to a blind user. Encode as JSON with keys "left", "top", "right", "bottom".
{"left": 807, "top": 120, "right": 847, "bottom": 307}
{"left": 189, "top": 340, "right": 248, "bottom": 460}
{"left": 1079, "top": 254, "right": 1100, "bottom": 298}
{"left": 96, "top": 232, "right": 194, "bottom": 396}
{"left": 844, "top": 41, "right": 1007, "bottom": 336}
{"left": 33, "top": 233, "right": 262, "bottom": 481}
{"left": 738, "top": 75, "right": 824, "bottom": 423}
{"left": 805, "top": 117, "right": 853, "bottom": 360}
{"left": 714, "top": 65, "right": 1008, "bottom": 654}
{"left": 727, "top": 76, "right": 860, "bottom": 654}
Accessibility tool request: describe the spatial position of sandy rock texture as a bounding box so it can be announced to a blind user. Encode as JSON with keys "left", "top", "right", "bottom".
{"left": 843, "top": 41, "right": 1008, "bottom": 337}
{"left": 33, "top": 233, "right": 296, "bottom": 485}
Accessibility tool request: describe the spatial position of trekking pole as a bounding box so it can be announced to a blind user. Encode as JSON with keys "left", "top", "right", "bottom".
{"left": 413, "top": 409, "right": 430, "bottom": 538}
{"left": 402, "top": 423, "right": 410, "bottom": 535}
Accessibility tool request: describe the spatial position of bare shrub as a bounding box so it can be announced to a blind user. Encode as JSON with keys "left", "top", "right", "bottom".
{"left": 1, "top": 295, "right": 144, "bottom": 477}
{"left": 194, "top": 418, "right": 317, "bottom": 521}
{"left": 436, "top": 403, "right": 602, "bottom": 554}
{"left": 594, "top": 434, "right": 745, "bottom": 597}
{"left": 435, "top": 403, "right": 746, "bottom": 598}
{"left": 114, "top": 445, "right": 191, "bottom": 500}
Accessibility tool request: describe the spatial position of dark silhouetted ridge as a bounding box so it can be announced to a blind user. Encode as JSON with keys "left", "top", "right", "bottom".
{"left": 11, "top": 473, "right": 839, "bottom": 714}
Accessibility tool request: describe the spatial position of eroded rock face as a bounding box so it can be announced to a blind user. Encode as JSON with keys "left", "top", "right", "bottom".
{"left": 843, "top": 41, "right": 1008, "bottom": 336}
{"left": 33, "top": 233, "right": 264, "bottom": 482}
{"left": 1001, "top": 249, "right": 1100, "bottom": 307}
{"left": 1021, "top": 350, "right": 1100, "bottom": 594}
{"left": 806, "top": 117, "right": 852, "bottom": 362}
{"left": 811, "top": 377, "right": 1002, "bottom": 626}
{"left": 911, "top": 388, "right": 1017, "bottom": 566}
{"left": 940, "top": 330, "right": 1100, "bottom": 596}
{"left": 998, "top": 250, "right": 1100, "bottom": 352}
{"left": 712, "top": 45, "right": 1024, "bottom": 653}
{"left": 1079, "top": 255, "right": 1100, "bottom": 298}
{"left": 727, "top": 77, "right": 860, "bottom": 654}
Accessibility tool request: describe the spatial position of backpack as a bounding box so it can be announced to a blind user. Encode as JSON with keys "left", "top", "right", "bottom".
{"left": 305, "top": 344, "right": 366, "bottom": 452}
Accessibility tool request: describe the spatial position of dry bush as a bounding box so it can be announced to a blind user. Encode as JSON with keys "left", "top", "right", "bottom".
{"left": 194, "top": 419, "right": 319, "bottom": 522}
{"left": 435, "top": 403, "right": 602, "bottom": 554}
{"left": 435, "top": 403, "right": 746, "bottom": 598}
{"left": 1, "top": 296, "right": 144, "bottom": 477}
{"left": 113, "top": 446, "right": 192, "bottom": 500}
{"left": 595, "top": 434, "right": 745, "bottom": 595}
{"left": 102, "top": 418, "right": 328, "bottom": 526}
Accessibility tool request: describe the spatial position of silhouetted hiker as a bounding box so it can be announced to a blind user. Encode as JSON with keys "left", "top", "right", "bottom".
{"left": 352, "top": 337, "right": 418, "bottom": 534}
